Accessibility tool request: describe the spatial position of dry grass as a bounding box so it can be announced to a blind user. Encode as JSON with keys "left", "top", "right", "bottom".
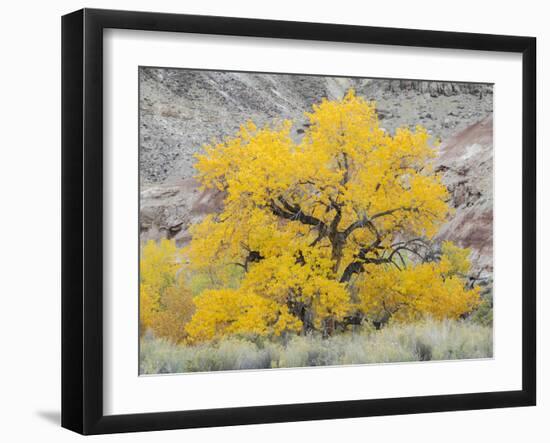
{"left": 140, "top": 319, "right": 492, "bottom": 374}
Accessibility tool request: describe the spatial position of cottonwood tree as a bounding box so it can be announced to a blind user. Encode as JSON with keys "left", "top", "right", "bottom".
{"left": 183, "top": 90, "right": 480, "bottom": 343}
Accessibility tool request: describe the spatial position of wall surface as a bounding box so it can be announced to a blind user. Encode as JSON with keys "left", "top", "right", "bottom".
{"left": 0, "top": 0, "right": 546, "bottom": 441}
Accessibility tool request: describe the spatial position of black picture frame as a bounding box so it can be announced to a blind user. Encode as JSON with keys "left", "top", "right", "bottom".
{"left": 61, "top": 8, "right": 536, "bottom": 435}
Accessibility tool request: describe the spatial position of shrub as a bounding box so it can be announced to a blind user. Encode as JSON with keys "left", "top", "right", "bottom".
{"left": 140, "top": 319, "right": 492, "bottom": 374}
{"left": 469, "top": 292, "right": 493, "bottom": 327}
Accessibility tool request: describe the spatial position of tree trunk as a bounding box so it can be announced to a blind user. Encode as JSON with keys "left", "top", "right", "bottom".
{"left": 339, "top": 261, "right": 364, "bottom": 283}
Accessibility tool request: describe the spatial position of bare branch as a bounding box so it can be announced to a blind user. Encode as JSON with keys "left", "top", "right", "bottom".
{"left": 269, "top": 198, "right": 326, "bottom": 229}
{"left": 339, "top": 256, "right": 393, "bottom": 283}
{"left": 342, "top": 216, "right": 382, "bottom": 244}
{"left": 370, "top": 206, "right": 418, "bottom": 220}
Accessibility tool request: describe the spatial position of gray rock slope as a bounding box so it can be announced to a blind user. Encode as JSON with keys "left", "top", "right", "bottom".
{"left": 139, "top": 68, "right": 493, "bottom": 275}
{"left": 140, "top": 68, "right": 492, "bottom": 184}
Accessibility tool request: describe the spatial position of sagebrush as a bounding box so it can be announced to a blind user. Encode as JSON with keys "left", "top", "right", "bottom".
{"left": 140, "top": 319, "right": 492, "bottom": 374}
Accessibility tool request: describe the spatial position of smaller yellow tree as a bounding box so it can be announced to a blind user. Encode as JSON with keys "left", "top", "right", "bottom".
{"left": 140, "top": 239, "right": 180, "bottom": 331}
{"left": 140, "top": 239, "right": 195, "bottom": 342}
{"left": 149, "top": 285, "right": 195, "bottom": 343}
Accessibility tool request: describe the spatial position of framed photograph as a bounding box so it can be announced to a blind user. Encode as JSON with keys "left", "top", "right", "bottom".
{"left": 61, "top": 8, "right": 536, "bottom": 435}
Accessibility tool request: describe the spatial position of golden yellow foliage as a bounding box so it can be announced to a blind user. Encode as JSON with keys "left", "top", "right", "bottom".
{"left": 440, "top": 241, "right": 472, "bottom": 276}
{"left": 140, "top": 239, "right": 181, "bottom": 330}
{"left": 140, "top": 239, "right": 195, "bottom": 342}
{"left": 173, "top": 90, "right": 480, "bottom": 341}
{"left": 185, "top": 289, "right": 301, "bottom": 343}
{"left": 355, "top": 257, "right": 480, "bottom": 324}
{"left": 150, "top": 286, "right": 195, "bottom": 343}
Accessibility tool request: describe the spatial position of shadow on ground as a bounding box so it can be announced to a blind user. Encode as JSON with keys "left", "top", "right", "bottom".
{"left": 36, "top": 410, "right": 60, "bottom": 426}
